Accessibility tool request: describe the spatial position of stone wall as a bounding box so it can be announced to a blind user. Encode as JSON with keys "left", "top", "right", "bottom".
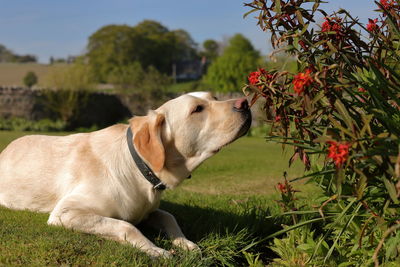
{"left": 0, "top": 87, "right": 133, "bottom": 128}
{"left": 0, "top": 87, "right": 44, "bottom": 120}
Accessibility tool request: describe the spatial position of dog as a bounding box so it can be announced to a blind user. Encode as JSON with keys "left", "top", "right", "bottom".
{"left": 0, "top": 92, "right": 251, "bottom": 257}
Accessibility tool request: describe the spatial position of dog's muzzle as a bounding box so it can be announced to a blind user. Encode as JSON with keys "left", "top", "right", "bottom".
{"left": 233, "top": 98, "right": 252, "bottom": 138}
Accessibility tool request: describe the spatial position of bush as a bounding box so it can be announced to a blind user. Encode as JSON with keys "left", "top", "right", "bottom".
{"left": 109, "top": 62, "right": 173, "bottom": 97}
{"left": 107, "top": 61, "right": 144, "bottom": 92}
{"left": 244, "top": 0, "right": 400, "bottom": 265}
{"left": 43, "top": 60, "right": 94, "bottom": 123}
{"left": 23, "top": 71, "right": 38, "bottom": 88}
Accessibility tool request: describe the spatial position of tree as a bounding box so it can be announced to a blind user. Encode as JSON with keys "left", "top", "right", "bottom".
{"left": 171, "top": 29, "right": 198, "bottom": 60}
{"left": 86, "top": 21, "right": 198, "bottom": 83}
{"left": 132, "top": 21, "right": 198, "bottom": 72}
{"left": 204, "top": 34, "right": 259, "bottom": 92}
{"left": 201, "top": 39, "right": 219, "bottom": 61}
{"left": 107, "top": 61, "right": 144, "bottom": 92}
{"left": 134, "top": 20, "right": 169, "bottom": 37}
{"left": 14, "top": 54, "right": 37, "bottom": 63}
{"left": 87, "top": 24, "right": 139, "bottom": 83}
{"left": 0, "top": 44, "right": 37, "bottom": 63}
{"left": 23, "top": 71, "right": 38, "bottom": 88}
{"left": 0, "top": 44, "right": 15, "bottom": 62}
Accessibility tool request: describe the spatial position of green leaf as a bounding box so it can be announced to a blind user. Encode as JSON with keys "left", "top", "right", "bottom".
{"left": 290, "top": 169, "right": 335, "bottom": 182}
{"left": 328, "top": 115, "right": 356, "bottom": 139}
{"left": 266, "top": 216, "right": 335, "bottom": 239}
{"left": 334, "top": 99, "right": 354, "bottom": 131}
{"left": 385, "top": 231, "right": 400, "bottom": 259}
{"left": 383, "top": 177, "right": 399, "bottom": 204}
{"left": 354, "top": 169, "right": 367, "bottom": 200}
{"left": 296, "top": 10, "right": 305, "bottom": 26}
{"left": 312, "top": 2, "right": 320, "bottom": 13}
{"left": 332, "top": 198, "right": 357, "bottom": 227}
{"left": 274, "top": 0, "right": 281, "bottom": 13}
{"left": 359, "top": 114, "right": 373, "bottom": 138}
{"left": 326, "top": 41, "right": 338, "bottom": 53}
{"left": 336, "top": 168, "right": 344, "bottom": 196}
{"left": 243, "top": 8, "right": 259, "bottom": 19}
{"left": 266, "top": 210, "right": 340, "bottom": 219}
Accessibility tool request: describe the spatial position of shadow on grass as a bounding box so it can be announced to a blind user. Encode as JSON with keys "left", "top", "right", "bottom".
{"left": 138, "top": 199, "right": 285, "bottom": 265}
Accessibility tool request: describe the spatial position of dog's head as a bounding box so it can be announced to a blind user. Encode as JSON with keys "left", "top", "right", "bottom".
{"left": 129, "top": 92, "right": 251, "bottom": 187}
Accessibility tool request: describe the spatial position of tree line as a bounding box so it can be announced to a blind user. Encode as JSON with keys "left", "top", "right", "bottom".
{"left": 85, "top": 20, "right": 261, "bottom": 93}
{"left": 48, "top": 20, "right": 262, "bottom": 93}
{"left": 10, "top": 19, "right": 265, "bottom": 94}
{"left": 0, "top": 44, "right": 37, "bottom": 63}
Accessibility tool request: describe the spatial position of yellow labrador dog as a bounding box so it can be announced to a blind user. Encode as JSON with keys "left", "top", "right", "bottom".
{"left": 0, "top": 92, "right": 251, "bottom": 257}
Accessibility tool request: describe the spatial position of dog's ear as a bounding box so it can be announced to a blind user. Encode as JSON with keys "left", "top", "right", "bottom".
{"left": 129, "top": 113, "right": 165, "bottom": 172}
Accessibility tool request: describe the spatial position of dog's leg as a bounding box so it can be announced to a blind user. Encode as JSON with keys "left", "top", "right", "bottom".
{"left": 144, "top": 209, "right": 200, "bottom": 251}
{"left": 47, "top": 197, "right": 171, "bottom": 258}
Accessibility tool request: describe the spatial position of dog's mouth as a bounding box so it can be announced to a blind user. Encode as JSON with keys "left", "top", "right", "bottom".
{"left": 235, "top": 111, "right": 252, "bottom": 139}
{"left": 211, "top": 111, "right": 252, "bottom": 154}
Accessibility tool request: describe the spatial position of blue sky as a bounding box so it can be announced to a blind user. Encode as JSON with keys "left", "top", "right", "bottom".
{"left": 0, "top": 0, "right": 377, "bottom": 63}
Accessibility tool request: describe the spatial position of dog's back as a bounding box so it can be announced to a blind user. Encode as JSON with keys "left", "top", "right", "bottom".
{"left": 0, "top": 133, "right": 88, "bottom": 212}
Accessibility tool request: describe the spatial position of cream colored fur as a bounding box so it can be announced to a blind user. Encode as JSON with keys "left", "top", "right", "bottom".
{"left": 0, "top": 92, "right": 251, "bottom": 258}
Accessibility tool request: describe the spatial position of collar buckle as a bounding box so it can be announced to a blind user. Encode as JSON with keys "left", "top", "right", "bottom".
{"left": 153, "top": 182, "right": 167, "bottom": 190}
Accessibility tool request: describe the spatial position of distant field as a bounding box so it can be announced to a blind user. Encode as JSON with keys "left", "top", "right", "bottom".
{"left": 0, "top": 131, "right": 316, "bottom": 266}
{"left": 0, "top": 63, "right": 67, "bottom": 86}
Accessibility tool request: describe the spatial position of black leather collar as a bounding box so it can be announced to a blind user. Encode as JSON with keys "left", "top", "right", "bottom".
{"left": 126, "top": 127, "right": 167, "bottom": 190}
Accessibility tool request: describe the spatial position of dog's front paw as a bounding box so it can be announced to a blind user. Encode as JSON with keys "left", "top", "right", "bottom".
{"left": 173, "top": 237, "right": 201, "bottom": 252}
{"left": 145, "top": 246, "right": 172, "bottom": 259}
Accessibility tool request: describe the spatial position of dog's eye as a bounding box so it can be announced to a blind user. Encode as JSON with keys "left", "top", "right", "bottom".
{"left": 191, "top": 105, "right": 204, "bottom": 114}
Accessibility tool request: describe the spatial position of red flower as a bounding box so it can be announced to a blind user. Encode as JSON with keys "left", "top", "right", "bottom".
{"left": 248, "top": 68, "right": 272, "bottom": 87}
{"left": 298, "top": 40, "right": 308, "bottom": 50}
{"left": 248, "top": 71, "right": 261, "bottom": 85}
{"left": 293, "top": 69, "right": 313, "bottom": 94}
{"left": 321, "top": 17, "right": 344, "bottom": 40}
{"left": 321, "top": 17, "right": 343, "bottom": 32}
{"left": 327, "top": 141, "right": 350, "bottom": 168}
{"left": 358, "top": 87, "right": 367, "bottom": 93}
{"left": 367, "top": 18, "right": 378, "bottom": 32}
{"left": 380, "top": 0, "right": 395, "bottom": 9}
{"left": 277, "top": 182, "right": 287, "bottom": 193}
{"left": 321, "top": 19, "right": 330, "bottom": 32}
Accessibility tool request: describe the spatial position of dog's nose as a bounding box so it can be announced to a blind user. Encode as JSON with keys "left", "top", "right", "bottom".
{"left": 234, "top": 97, "right": 249, "bottom": 111}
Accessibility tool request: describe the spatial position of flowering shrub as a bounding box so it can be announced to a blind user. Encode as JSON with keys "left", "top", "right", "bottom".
{"left": 276, "top": 176, "right": 298, "bottom": 212}
{"left": 244, "top": 0, "right": 400, "bottom": 265}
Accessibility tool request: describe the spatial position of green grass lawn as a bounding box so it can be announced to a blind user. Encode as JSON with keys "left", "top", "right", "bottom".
{"left": 0, "top": 130, "right": 314, "bottom": 266}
